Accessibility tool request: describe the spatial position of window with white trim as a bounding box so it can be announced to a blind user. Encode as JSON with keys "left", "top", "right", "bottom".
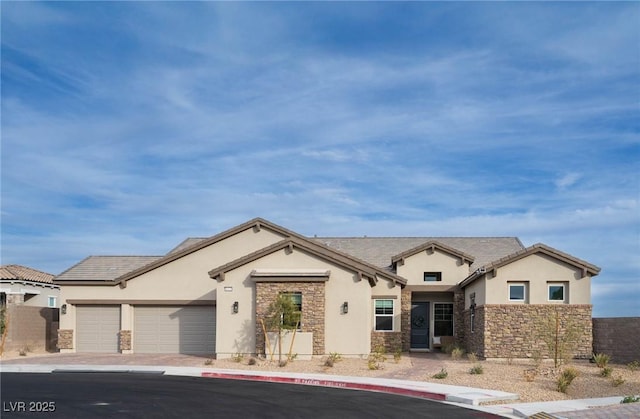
{"left": 548, "top": 284, "right": 565, "bottom": 302}
{"left": 47, "top": 296, "right": 57, "bottom": 308}
{"left": 434, "top": 303, "right": 454, "bottom": 336}
{"left": 374, "top": 299, "right": 394, "bottom": 331}
{"left": 508, "top": 283, "right": 526, "bottom": 302}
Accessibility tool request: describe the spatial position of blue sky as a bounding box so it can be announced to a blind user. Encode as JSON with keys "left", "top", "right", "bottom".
{"left": 1, "top": 2, "right": 638, "bottom": 317}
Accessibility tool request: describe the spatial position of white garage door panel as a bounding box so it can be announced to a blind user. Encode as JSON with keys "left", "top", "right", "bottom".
{"left": 76, "top": 305, "right": 120, "bottom": 353}
{"left": 134, "top": 306, "right": 215, "bottom": 354}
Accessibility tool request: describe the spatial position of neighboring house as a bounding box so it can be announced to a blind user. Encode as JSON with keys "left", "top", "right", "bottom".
{"left": 55, "top": 218, "right": 600, "bottom": 359}
{"left": 1, "top": 265, "right": 59, "bottom": 352}
{"left": 1, "top": 264, "right": 59, "bottom": 308}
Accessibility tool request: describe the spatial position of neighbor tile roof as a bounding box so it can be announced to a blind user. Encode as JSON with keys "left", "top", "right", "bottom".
{"left": 0, "top": 264, "right": 55, "bottom": 285}
{"left": 312, "top": 237, "right": 524, "bottom": 271}
{"left": 55, "top": 256, "right": 161, "bottom": 282}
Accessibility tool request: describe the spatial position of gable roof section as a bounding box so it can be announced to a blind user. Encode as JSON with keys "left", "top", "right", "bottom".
{"left": 208, "top": 236, "right": 407, "bottom": 287}
{"left": 113, "top": 218, "right": 300, "bottom": 284}
{"left": 314, "top": 237, "right": 523, "bottom": 271}
{"left": 391, "top": 240, "right": 475, "bottom": 266}
{"left": 54, "top": 256, "right": 161, "bottom": 284}
{"left": 1, "top": 264, "right": 55, "bottom": 285}
{"left": 459, "top": 243, "right": 601, "bottom": 288}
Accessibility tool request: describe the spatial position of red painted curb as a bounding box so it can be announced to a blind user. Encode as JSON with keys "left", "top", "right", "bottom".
{"left": 201, "top": 371, "right": 446, "bottom": 401}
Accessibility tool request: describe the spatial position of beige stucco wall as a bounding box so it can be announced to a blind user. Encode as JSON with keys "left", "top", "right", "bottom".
{"left": 215, "top": 246, "right": 384, "bottom": 358}
{"left": 58, "top": 227, "right": 285, "bottom": 352}
{"left": 397, "top": 249, "right": 469, "bottom": 286}
{"left": 484, "top": 253, "right": 591, "bottom": 305}
{"left": 465, "top": 279, "right": 486, "bottom": 309}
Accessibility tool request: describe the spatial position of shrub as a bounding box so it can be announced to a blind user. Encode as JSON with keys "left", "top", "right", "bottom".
{"left": 324, "top": 352, "right": 342, "bottom": 367}
{"left": 467, "top": 353, "right": 478, "bottom": 363}
{"left": 451, "top": 347, "right": 464, "bottom": 360}
{"left": 231, "top": 353, "right": 244, "bottom": 363}
{"left": 621, "top": 395, "right": 640, "bottom": 404}
{"left": 204, "top": 358, "right": 213, "bottom": 366}
{"left": 530, "top": 350, "right": 543, "bottom": 368}
{"left": 393, "top": 348, "right": 402, "bottom": 363}
{"left": 557, "top": 367, "right": 579, "bottom": 393}
{"left": 247, "top": 357, "right": 257, "bottom": 366}
{"left": 600, "top": 367, "right": 613, "bottom": 378}
{"left": 523, "top": 368, "right": 538, "bottom": 382}
{"left": 368, "top": 347, "right": 386, "bottom": 370}
{"left": 469, "top": 364, "right": 483, "bottom": 375}
{"left": 442, "top": 343, "right": 456, "bottom": 354}
{"left": 593, "top": 353, "right": 610, "bottom": 369}
{"left": 628, "top": 361, "right": 640, "bottom": 372}
{"left": 612, "top": 375, "right": 625, "bottom": 387}
{"left": 432, "top": 368, "right": 448, "bottom": 379}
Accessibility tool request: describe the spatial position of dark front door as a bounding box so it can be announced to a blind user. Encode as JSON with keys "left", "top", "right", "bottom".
{"left": 410, "top": 302, "right": 430, "bottom": 349}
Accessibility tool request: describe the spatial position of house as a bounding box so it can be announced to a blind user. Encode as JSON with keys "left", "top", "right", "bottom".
{"left": 1, "top": 265, "right": 59, "bottom": 308}
{"left": 55, "top": 218, "right": 600, "bottom": 359}
{"left": 1, "top": 265, "right": 59, "bottom": 352}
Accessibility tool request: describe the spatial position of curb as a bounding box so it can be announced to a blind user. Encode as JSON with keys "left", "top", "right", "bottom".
{"left": 201, "top": 371, "right": 447, "bottom": 401}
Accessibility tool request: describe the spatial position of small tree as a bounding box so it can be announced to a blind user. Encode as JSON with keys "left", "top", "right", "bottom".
{"left": 539, "top": 308, "right": 580, "bottom": 368}
{"left": 264, "top": 293, "right": 301, "bottom": 366}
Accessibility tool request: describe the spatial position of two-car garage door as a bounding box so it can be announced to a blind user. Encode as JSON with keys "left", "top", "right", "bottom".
{"left": 134, "top": 306, "right": 215, "bottom": 354}
{"left": 75, "top": 305, "right": 215, "bottom": 354}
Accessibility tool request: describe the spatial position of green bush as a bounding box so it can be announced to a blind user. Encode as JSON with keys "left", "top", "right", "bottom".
{"left": 451, "top": 347, "right": 464, "bottom": 360}
{"left": 593, "top": 353, "right": 610, "bottom": 369}
{"left": 557, "top": 367, "right": 579, "bottom": 393}
{"left": 432, "top": 368, "right": 448, "bottom": 379}
{"left": 324, "top": 352, "right": 342, "bottom": 367}
{"left": 621, "top": 395, "right": 640, "bottom": 404}
{"left": 600, "top": 367, "right": 613, "bottom": 378}
{"left": 469, "top": 364, "right": 483, "bottom": 375}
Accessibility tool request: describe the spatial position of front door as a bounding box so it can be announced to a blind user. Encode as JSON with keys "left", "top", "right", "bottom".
{"left": 410, "top": 302, "right": 430, "bottom": 349}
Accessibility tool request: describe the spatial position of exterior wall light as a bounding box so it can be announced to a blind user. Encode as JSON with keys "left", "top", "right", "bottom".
{"left": 342, "top": 301, "right": 348, "bottom": 314}
{"left": 232, "top": 301, "right": 239, "bottom": 314}
{"left": 61, "top": 304, "right": 67, "bottom": 315}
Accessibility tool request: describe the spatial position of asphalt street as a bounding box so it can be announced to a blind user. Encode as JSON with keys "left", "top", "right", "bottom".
{"left": 1, "top": 372, "right": 499, "bottom": 418}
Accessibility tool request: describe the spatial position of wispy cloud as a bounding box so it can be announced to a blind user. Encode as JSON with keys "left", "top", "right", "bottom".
{"left": 2, "top": 2, "right": 638, "bottom": 317}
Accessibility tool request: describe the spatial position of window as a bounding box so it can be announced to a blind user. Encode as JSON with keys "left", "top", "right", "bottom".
{"left": 374, "top": 299, "right": 394, "bottom": 331}
{"left": 434, "top": 303, "right": 454, "bottom": 336}
{"left": 47, "top": 296, "right": 57, "bottom": 308}
{"left": 423, "top": 272, "right": 442, "bottom": 282}
{"left": 509, "top": 283, "right": 526, "bottom": 302}
{"left": 548, "top": 284, "right": 565, "bottom": 302}
{"left": 281, "top": 292, "right": 302, "bottom": 328}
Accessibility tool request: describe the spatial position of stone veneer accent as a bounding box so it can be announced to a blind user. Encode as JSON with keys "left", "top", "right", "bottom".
{"left": 119, "top": 330, "right": 131, "bottom": 351}
{"left": 57, "top": 329, "right": 73, "bottom": 350}
{"left": 464, "top": 304, "right": 592, "bottom": 359}
{"left": 462, "top": 307, "right": 485, "bottom": 356}
{"left": 255, "top": 282, "right": 325, "bottom": 355}
{"left": 400, "top": 288, "right": 411, "bottom": 351}
{"left": 371, "top": 331, "right": 402, "bottom": 353}
{"left": 453, "top": 288, "right": 466, "bottom": 347}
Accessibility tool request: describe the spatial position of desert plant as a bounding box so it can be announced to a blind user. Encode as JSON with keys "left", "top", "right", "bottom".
{"left": 530, "top": 349, "right": 543, "bottom": 369}
{"left": 621, "top": 395, "right": 640, "bottom": 404}
{"left": 393, "top": 348, "right": 402, "bottom": 363}
{"left": 264, "top": 293, "right": 301, "bottom": 366}
{"left": 442, "top": 342, "right": 456, "bottom": 354}
{"left": 593, "top": 353, "right": 610, "bottom": 369}
{"left": 451, "top": 347, "right": 464, "bottom": 360}
{"left": 367, "top": 347, "right": 386, "bottom": 370}
{"left": 523, "top": 368, "right": 538, "bottom": 382}
{"left": 469, "top": 364, "right": 483, "bottom": 375}
{"left": 324, "top": 352, "right": 342, "bottom": 367}
{"left": 432, "top": 368, "right": 448, "bottom": 379}
{"left": 628, "top": 361, "right": 640, "bottom": 372}
{"left": 231, "top": 353, "right": 244, "bottom": 363}
{"left": 204, "top": 358, "right": 213, "bottom": 366}
{"left": 538, "top": 309, "right": 581, "bottom": 368}
{"left": 467, "top": 353, "right": 478, "bottom": 363}
{"left": 612, "top": 375, "right": 626, "bottom": 387}
{"left": 556, "top": 366, "right": 579, "bottom": 393}
{"left": 247, "top": 357, "right": 257, "bottom": 366}
{"left": 600, "top": 367, "right": 613, "bottom": 378}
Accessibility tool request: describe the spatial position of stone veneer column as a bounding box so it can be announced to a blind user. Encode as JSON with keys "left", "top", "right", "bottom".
{"left": 57, "top": 329, "right": 73, "bottom": 350}
{"left": 482, "top": 304, "right": 593, "bottom": 359}
{"left": 400, "top": 288, "right": 412, "bottom": 351}
{"left": 255, "top": 282, "right": 325, "bottom": 356}
{"left": 119, "top": 330, "right": 131, "bottom": 352}
{"left": 453, "top": 287, "right": 465, "bottom": 347}
{"left": 463, "top": 307, "right": 485, "bottom": 356}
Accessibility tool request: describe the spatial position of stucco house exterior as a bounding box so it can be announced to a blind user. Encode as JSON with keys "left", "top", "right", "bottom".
{"left": 55, "top": 218, "right": 600, "bottom": 360}
{"left": 1, "top": 265, "right": 59, "bottom": 308}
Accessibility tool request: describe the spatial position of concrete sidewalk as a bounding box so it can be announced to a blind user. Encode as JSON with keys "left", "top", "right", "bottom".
{"left": 1, "top": 360, "right": 636, "bottom": 419}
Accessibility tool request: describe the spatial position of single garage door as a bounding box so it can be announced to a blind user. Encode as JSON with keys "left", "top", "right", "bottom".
{"left": 76, "top": 305, "right": 120, "bottom": 353}
{"left": 134, "top": 306, "right": 215, "bottom": 354}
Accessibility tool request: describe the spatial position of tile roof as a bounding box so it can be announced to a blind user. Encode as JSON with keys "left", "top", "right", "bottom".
{"left": 55, "top": 256, "right": 161, "bottom": 282}
{"left": 312, "top": 237, "right": 524, "bottom": 271}
{"left": 0, "top": 264, "right": 55, "bottom": 285}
